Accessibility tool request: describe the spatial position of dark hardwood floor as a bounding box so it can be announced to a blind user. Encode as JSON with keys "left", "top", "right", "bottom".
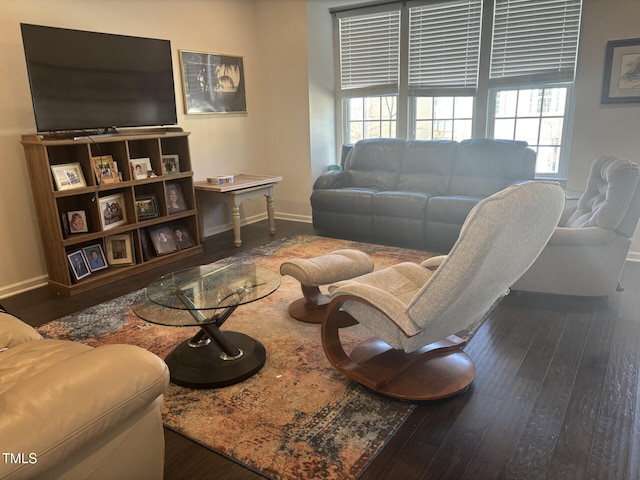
{"left": 4, "top": 219, "right": 640, "bottom": 479}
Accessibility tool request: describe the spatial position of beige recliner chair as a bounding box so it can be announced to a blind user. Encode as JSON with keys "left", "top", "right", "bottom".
{"left": 0, "top": 310, "right": 169, "bottom": 479}
{"left": 321, "top": 182, "right": 564, "bottom": 402}
{"left": 513, "top": 155, "right": 640, "bottom": 296}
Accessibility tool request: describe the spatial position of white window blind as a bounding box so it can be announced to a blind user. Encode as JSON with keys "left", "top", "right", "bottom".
{"left": 339, "top": 10, "right": 400, "bottom": 91}
{"left": 409, "top": 0, "right": 482, "bottom": 90}
{"left": 490, "top": 0, "right": 582, "bottom": 84}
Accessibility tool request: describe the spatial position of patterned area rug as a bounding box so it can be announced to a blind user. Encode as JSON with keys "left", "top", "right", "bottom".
{"left": 37, "top": 235, "right": 483, "bottom": 479}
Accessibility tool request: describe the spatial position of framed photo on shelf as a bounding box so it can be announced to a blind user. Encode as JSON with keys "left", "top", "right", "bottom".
{"left": 165, "top": 182, "right": 187, "bottom": 214}
{"left": 602, "top": 38, "right": 640, "bottom": 104}
{"left": 67, "top": 250, "right": 91, "bottom": 281}
{"left": 130, "top": 157, "right": 154, "bottom": 180}
{"left": 91, "top": 155, "right": 119, "bottom": 184}
{"left": 161, "top": 154, "right": 180, "bottom": 174}
{"left": 67, "top": 210, "right": 88, "bottom": 234}
{"left": 135, "top": 194, "right": 159, "bottom": 220}
{"left": 104, "top": 233, "right": 135, "bottom": 266}
{"left": 139, "top": 229, "right": 155, "bottom": 261}
{"left": 99, "top": 193, "right": 127, "bottom": 230}
{"left": 51, "top": 163, "right": 86, "bottom": 191}
{"left": 179, "top": 50, "right": 247, "bottom": 114}
{"left": 171, "top": 222, "right": 195, "bottom": 250}
{"left": 82, "top": 244, "right": 108, "bottom": 272}
{"left": 148, "top": 224, "right": 178, "bottom": 255}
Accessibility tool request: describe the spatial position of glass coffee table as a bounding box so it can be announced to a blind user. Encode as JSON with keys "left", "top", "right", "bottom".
{"left": 134, "top": 263, "right": 280, "bottom": 389}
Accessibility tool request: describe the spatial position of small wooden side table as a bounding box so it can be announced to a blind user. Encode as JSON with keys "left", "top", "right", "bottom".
{"left": 194, "top": 174, "right": 283, "bottom": 247}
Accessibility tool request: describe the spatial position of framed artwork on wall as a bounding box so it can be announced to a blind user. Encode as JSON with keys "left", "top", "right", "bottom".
{"left": 179, "top": 50, "right": 247, "bottom": 114}
{"left": 601, "top": 38, "right": 640, "bottom": 104}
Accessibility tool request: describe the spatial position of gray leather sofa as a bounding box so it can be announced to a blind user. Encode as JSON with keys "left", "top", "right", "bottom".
{"left": 311, "top": 138, "right": 536, "bottom": 251}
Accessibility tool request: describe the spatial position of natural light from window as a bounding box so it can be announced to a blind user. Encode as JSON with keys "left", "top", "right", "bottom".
{"left": 493, "top": 87, "right": 568, "bottom": 175}
{"left": 414, "top": 97, "right": 474, "bottom": 141}
{"left": 346, "top": 96, "right": 397, "bottom": 144}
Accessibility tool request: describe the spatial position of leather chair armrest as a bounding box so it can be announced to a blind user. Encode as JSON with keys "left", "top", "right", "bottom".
{"left": 0, "top": 312, "right": 42, "bottom": 348}
{"left": 547, "top": 226, "right": 617, "bottom": 247}
{"left": 0, "top": 344, "right": 169, "bottom": 477}
{"left": 313, "top": 170, "right": 350, "bottom": 190}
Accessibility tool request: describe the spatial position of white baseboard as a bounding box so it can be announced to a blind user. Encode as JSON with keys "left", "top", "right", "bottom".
{"left": 0, "top": 275, "right": 48, "bottom": 299}
{"left": 200, "top": 212, "right": 312, "bottom": 238}
{"left": 627, "top": 250, "right": 640, "bottom": 263}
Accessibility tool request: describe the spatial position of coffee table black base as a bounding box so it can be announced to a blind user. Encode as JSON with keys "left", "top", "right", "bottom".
{"left": 165, "top": 331, "right": 266, "bottom": 389}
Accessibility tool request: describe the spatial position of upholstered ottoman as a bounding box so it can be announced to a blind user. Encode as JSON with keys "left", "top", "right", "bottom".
{"left": 280, "top": 249, "right": 374, "bottom": 323}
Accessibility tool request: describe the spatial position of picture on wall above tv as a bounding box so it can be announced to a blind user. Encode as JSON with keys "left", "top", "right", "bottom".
{"left": 20, "top": 23, "right": 178, "bottom": 134}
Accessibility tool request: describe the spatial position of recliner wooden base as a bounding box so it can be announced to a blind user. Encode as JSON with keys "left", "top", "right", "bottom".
{"left": 321, "top": 297, "right": 476, "bottom": 402}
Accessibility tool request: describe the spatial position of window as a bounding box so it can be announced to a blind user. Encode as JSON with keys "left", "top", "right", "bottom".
{"left": 333, "top": 0, "right": 583, "bottom": 178}
{"left": 345, "top": 96, "right": 398, "bottom": 143}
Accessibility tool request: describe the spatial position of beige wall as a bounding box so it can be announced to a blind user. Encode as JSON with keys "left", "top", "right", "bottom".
{"left": 0, "top": 0, "right": 311, "bottom": 296}
{"left": 2, "top": 0, "right": 640, "bottom": 296}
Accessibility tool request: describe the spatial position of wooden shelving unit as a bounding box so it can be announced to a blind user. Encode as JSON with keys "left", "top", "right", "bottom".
{"left": 21, "top": 128, "right": 203, "bottom": 296}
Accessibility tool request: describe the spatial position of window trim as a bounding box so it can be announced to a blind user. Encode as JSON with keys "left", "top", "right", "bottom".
{"left": 333, "top": 0, "right": 582, "bottom": 180}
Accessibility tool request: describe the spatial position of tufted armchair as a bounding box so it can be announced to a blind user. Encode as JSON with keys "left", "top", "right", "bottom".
{"left": 513, "top": 155, "right": 640, "bottom": 296}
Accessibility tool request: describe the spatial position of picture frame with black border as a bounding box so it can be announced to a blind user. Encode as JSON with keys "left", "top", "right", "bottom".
{"left": 161, "top": 154, "right": 180, "bottom": 174}
{"left": 139, "top": 228, "right": 156, "bottom": 261}
{"left": 171, "top": 222, "right": 195, "bottom": 250}
{"left": 135, "top": 194, "right": 159, "bottom": 220}
{"left": 104, "top": 233, "right": 135, "bottom": 266}
{"left": 51, "top": 163, "right": 86, "bottom": 191}
{"left": 82, "top": 244, "right": 108, "bottom": 272}
{"left": 91, "top": 155, "right": 119, "bottom": 184}
{"left": 180, "top": 50, "right": 247, "bottom": 114}
{"left": 67, "top": 210, "right": 89, "bottom": 234}
{"left": 149, "top": 224, "right": 178, "bottom": 255}
{"left": 601, "top": 37, "right": 640, "bottom": 104}
{"left": 165, "top": 182, "right": 188, "bottom": 214}
{"left": 130, "top": 157, "right": 153, "bottom": 180}
{"left": 99, "top": 193, "right": 127, "bottom": 230}
{"left": 68, "top": 250, "right": 91, "bottom": 281}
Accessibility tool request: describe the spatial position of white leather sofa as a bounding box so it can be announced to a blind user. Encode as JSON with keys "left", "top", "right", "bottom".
{"left": 0, "top": 310, "right": 169, "bottom": 479}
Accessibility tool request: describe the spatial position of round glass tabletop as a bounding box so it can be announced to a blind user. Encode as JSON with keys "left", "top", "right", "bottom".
{"left": 133, "top": 263, "right": 280, "bottom": 327}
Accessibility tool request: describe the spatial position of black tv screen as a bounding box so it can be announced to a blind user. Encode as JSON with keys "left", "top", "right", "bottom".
{"left": 21, "top": 23, "right": 178, "bottom": 133}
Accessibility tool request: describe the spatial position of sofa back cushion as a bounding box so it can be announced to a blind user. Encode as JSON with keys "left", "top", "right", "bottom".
{"left": 345, "top": 138, "right": 405, "bottom": 191}
{"left": 565, "top": 155, "right": 640, "bottom": 236}
{"left": 449, "top": 139, "right": 536, "bottom": 196}
{"left": 397, "top": 140, "right": 458, "bottom": 195}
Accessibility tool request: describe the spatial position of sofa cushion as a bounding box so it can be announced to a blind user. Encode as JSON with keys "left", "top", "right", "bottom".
{"left": 396, "top": 140, "right": 457, "bottom": 194}
{"left": 311, "top": 188, "right": 376, "bottom": 215}
{"left": 345, "top": 138, "right": 405, "bottom": 190}
{"left": 449, "top": 139, "right": 535, "bottom": 197}
{"left": 372, "top": 191, "right": 431, "bottom": 219}
{"left": 424, "top": 196, "right": 482, "bottom": 250}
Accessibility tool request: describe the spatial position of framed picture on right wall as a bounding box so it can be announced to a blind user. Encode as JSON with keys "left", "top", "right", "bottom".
{"left": 601, "top": 37, "right": 640, "bottom": 104}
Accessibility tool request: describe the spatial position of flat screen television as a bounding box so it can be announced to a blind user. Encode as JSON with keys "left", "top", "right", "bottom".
{"left": 21, "top": 23, "right": 178, "bottom": 134}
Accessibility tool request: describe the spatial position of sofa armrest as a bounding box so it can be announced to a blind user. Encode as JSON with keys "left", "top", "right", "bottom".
{"left": 547, "top": 226, "right": 617, "bottom": 247}
{"left": 1, "top": 312, "right": 42, "bottom": 348}
{"left": 313, "top": 170, "right": 350, "bottom": 190}
{"left": 0, "top": 344, "right": 169, "bottom": 478}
